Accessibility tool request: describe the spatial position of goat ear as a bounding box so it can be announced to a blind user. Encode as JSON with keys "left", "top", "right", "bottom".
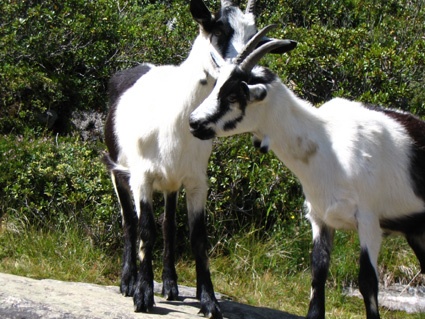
{"left": 242, "top": 82, "right": 268, "bottom": 102}
{"left": 257, "top": 37, "right": 297, "bottom": 54}
{"left": 190, "top": 0, "right": 213, "bottom": 29}
{"left": 210, "top": 50, "right": 225, "bottom": 68}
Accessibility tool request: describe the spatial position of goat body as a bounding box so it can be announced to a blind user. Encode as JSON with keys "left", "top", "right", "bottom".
{"left": 103, "top": 0, "right": 264, "bottom": 317}
{"left": 189, "top": 50, "right": 425, "bottom": 319}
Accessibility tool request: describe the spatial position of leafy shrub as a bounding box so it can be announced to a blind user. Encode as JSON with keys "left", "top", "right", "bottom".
{"left": 207, "top": 135, "right": 305, "bottom": 244}
{"left": 259, "top": 0, "right": 425, "bottom": 113}
{"left": 0, "top": 0, "right": 197, "bottom": 134}
{"left": 0, "top": 134, "right": 120, "bottom": 251}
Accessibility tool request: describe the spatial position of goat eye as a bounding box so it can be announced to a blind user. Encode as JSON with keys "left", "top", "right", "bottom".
{"left": 227, "top": 95, "right": 237, "bottom": 104}
{"left": 213, "top": 28, "right": 223, "bottom": 37}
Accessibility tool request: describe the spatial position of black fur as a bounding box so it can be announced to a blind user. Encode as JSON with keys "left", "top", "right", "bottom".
{"left": 211, "top": 6, "right": 236, "bottom": 57}
{"left": 189, "top": 210, "right": 222, "bottom": 318}
{"left": 134, "top": 200, "right": 156, "bottom": 312}
{"left": 382, "top": 109, "right": 425, "bottom": 202}
{"left": 366, "top": 105, "right": 425, "bottom": 273}
{"left": 190, "top": 1, "right": 238, "bottom": 57}
{"left": 104, "top": 64, "right": 152, "bottom": 161}
{"left": 380, "top": 212, "right": 425, "bottom": 272}
{"left": 380, "top": 211, "right": 425, "bottom": 235}
{"left": 358, "top": 248, "right": 380, "bottom": 319}
{"left": 306, "top": 226, "right": 333, "bottom": 319}
{"left": 108, "top": 64, "right": 153, "bottom": 106}
{"left": 103, "top": 160, "right": 138, "bottom": 297}
{"left": 216, "top": 67, "right": 277, "bottom": 124}
{"left": 363, "top": 104, "right": 425, "bottom": 202}
{"left": 161, "top": 192, "right": 179, "bottom": 300}
{"left": 189, "top": 67, "right": 277, "bottom": 139}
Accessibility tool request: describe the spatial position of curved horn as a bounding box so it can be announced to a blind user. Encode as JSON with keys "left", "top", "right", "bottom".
{"left": 239, "top": 39, "right": 298, "bottom": 73}
{"left": 245, "top": 0, "right": 256, "bottom": 14}
{"left": 234, "top": 24, "right": 278, "bottom": 64}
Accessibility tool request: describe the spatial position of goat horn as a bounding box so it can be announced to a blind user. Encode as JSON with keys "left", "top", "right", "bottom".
{"left": 245, "top": 0, "right": 256, "bottom": 14}
{"left": 234, "top": 24, "right": 278, "bottom": 65}
{"left": 239, "top": 39, "right": 298, "bottom": 73}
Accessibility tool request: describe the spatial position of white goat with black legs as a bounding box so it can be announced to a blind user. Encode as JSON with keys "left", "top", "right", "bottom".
{"left": 103, "top": 0, "right": 280, "bottom": 317}
{"left": 189, "top": 40, "right": 425, "bottom": 319}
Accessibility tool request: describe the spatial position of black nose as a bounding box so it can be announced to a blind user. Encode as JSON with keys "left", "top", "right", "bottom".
{"left": 189, "top": 118, "right": 216, "bottom": 140}
{"left": 189, "top": 118, "right": 202, "bottom": 131}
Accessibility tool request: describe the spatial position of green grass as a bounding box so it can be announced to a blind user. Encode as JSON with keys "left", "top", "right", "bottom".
{"left": 0, "top": 219, "right": 119, "bottom": 285}
{"left": 0, "top": 218, "right": 423, "bottom": 319}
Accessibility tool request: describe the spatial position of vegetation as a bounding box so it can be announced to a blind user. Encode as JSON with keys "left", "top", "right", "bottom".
{"left": 1, "top": 0, "right": 424, "bottom": 317}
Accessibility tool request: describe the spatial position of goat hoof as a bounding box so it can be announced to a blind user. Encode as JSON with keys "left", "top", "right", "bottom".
{"left": 198, "top": 291, "right": 222, "bottom": 319}
{"left": 120, "top": 276, "right": 136, "bottom": 297}
{"left": 162, "top": 280, "right": 179, "bottom": 300}
{"left": 133, "top": 283, "right": 155, "bottom": 312}
{"left": 199, "top": 301, "right": 222, "bottom": 319}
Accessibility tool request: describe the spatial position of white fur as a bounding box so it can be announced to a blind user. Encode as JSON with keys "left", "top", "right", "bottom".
{"left": 190, "top": 64, "right": 425, "bottom": 318}
{"left": 191, "top": 70, "right": 425, "bottom": 228}
{"left": 112, "top": 16, "right": 257, "bottom": 217}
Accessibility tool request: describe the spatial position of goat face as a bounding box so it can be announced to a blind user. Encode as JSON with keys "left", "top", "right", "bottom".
{"left": 190, "top": 0, "right": 257, "bottom": 60}
{"left": 189, "top": 65, "right": 270, "bottom": 140}
{"left": 189, "top": 39, "right": 297, "bottom": 139}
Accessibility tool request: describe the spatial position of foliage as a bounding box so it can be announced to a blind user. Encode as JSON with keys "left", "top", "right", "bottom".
{"left": 260, "top": 0, "right": 425, "bottom": 113}
{"left": 206, "top": 136, "right": 305, "bottom": 243}
{"left": 1, "top": 0, "right": 424, "bottom": 134}
{"left": 1, "top": 1, "right": 425, "bottom": 311}
{"left": 0, "top": 0, "right": 196, "bottom": 134}
{"left": 0, "top": 134, "right": 121, "bottom": 252}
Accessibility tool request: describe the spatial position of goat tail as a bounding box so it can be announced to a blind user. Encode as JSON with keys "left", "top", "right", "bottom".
{"left": 101, "top": 152, "right": 130, "bottom": 178}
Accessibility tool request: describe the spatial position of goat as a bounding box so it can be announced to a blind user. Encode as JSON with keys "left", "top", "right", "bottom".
{"left": 189, "top": 40, "right": 425, "bottom": 319}
{"left": 102, "top": 0, "right": 279, "bottom": 317}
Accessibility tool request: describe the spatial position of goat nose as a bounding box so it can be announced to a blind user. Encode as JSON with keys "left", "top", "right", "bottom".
{"left": 189, "top": 118, "right": 203, "bottom": 131}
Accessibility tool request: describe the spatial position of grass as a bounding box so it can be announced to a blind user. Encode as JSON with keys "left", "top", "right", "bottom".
{"left": 0, "top": 218, "right": 423, "bottom": 319}
{"left": 0, "top": 218, "right": 119, "bottom": 285}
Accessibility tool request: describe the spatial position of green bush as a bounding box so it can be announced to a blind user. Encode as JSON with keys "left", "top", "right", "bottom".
{"left": 1, "top": 0, "right": 424, "bottom": 135}
{"left": 0, "top": 134, "right": 121, "bottom": 251}
{"left": 260, "top": 0, "right": 425, "bottom": 112}
{"left": 0, "top": 132, "right": 305, "bottom": 254}
{"left": 207, "top": 136, "right": 305, "bottom": 244}
{"left": 0, "top": 0, "right": 197, "bottom": 134}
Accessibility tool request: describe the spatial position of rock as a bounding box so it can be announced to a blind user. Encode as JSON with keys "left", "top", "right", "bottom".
{"left": 70, "top": 110, "right": 105, "bottom": 141}
{"left": 345, "top": 284, "right": 425, "bottom": 314}
{"left": 0, "top": 273, "right": 303, "bottom": 319}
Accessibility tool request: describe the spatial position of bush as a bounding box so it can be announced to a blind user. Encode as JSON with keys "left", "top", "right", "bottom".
{"left": 259, "top": 0, "right": 425, "bottom": 113}
{"left": 0, "top": 0, "right": 197, "bottom": 134}
{"left": 207, "top": 135, "right": 305, "bottom": 244}
{"left": 0, "top": 132, "right": 305, "bottom": 254}
{"left": 1, "top": 0, "right": 423, "bottom": 135}
{"left": 0, "top": 133, "right": 120, "bottom": 251}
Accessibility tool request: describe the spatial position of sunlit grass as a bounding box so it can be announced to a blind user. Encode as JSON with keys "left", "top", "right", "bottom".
{"left": 173, "top": 229, "right": 423, "bottom": 319}
{"left": 0, "top": 219, "right": 120, "bottom": 285}
{"left": 0, "top": 218, "right": 422, "bottom": 319}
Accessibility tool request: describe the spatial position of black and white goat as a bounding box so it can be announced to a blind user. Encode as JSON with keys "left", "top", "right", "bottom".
{"left": 189, "top": 40, "right": 425, "bottom": 319}
{"left": 103, "top": 0, "right": 280, "bottom": 317}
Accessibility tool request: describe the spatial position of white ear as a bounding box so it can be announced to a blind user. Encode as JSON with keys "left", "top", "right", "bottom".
{"left": 210, "top": 48, "right": 225, "bottom": 68}
{"left": 246, "top": 83, "right": 267, "bottom": 101}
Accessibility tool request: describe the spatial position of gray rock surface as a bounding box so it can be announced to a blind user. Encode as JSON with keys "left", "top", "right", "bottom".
{"left": 0, "top": 273, "right": 303, "bottom": 319}
{"left": 345, "top": 284, "right": 425, "bottom": 314}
